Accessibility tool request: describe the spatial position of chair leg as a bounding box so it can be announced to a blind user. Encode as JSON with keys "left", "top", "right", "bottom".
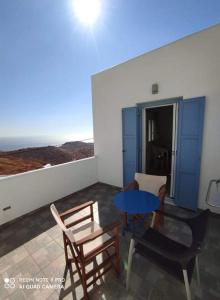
{"left": 112, "top": 225, "right": 121, "bottom": 277}
{"left": 182, "top": 269, "right": 192, "bottom": 300}
{"left": 195, "top": 256, "right": 200, "bottom": 286}
{"left": 122, "top": 212, "right": 128, "bottom": 236}
{"left": 115, "top": 240, "right": 121, "bottom": 277}
{"left": 154, "top": 194, "right": 165, "bottom": 230}
{"left": 126, "top": 238, "right": 135, "bottom": 290}
{"left": 63, "top": 233, "right": 70, "bottom": 265}
{"left": 150, "top": 212, "right": 156, "bottom": 228}
{"left": 69, "top": 244, "right": 88, "bottom": 299}
{"left": 81, "top": 266, "right": 89, "bottom": 300}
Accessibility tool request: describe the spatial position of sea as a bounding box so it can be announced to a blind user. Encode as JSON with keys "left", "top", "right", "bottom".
{"left": 0, "top": 137, "right": 94, "bottom": 151}
{"left": 0, "top": 137, "right": 64, "bottom": 151}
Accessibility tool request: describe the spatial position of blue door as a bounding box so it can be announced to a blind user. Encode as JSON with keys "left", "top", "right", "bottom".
{"left": 175, "top": 97, "right": 205, "bottom": 210}
{"left": 122, "top": 107, "right": 139, "bottom": 186}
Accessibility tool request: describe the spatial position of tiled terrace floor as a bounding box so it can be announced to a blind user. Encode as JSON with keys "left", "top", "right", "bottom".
{"left": 0, "top": 182, "right": 220, "bottom": 300}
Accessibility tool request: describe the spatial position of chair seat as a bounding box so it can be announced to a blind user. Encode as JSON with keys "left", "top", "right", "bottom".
{"left": 69, "top": 221, "right": 111, "bottom": 256}
{"left": 135, "top": 228, "right": 195, "bottom": 283}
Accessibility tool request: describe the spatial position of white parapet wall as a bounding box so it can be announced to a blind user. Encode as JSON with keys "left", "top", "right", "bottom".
{"left": 0, "top": 157, "right": 97, "bottom": 225}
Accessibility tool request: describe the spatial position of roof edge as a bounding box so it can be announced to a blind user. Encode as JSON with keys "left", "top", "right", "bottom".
{"left": 91, "top": 22, "right": 220, "bottom": 78}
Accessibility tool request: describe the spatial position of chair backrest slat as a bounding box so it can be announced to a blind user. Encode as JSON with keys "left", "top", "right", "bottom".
{"left": 50, "top": 204, "right": 75, "bottom": 242}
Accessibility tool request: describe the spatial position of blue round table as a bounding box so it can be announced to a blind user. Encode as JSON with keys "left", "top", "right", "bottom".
{"left": 114, "top": 190, "right": 160, "bottom": 214}
{"left": 113, "top": 190, "right": 160, "bottom": 231}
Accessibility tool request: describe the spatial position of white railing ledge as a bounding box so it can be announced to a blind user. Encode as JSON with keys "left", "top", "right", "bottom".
{"left": 0, "top": 156, "right": 96, "bottom": 181}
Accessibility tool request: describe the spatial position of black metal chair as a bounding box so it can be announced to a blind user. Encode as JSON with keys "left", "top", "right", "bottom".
{"left": 126, "top": 209, "right": 210, "bottom": 300}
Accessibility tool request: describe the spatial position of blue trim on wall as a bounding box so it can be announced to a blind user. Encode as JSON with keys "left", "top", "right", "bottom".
{"left": 137, "top": 106, "right": 142, "bottom": 172}
{"left": 175, "top": 96, "right": 205, "bottom": 210}
{"left": 122, "top": 107, "right": 139, "bottom": 186}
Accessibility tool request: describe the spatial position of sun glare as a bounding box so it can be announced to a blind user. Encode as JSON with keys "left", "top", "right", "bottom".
{"left": 73, "top": 0, "right": 101, "bottom": 26}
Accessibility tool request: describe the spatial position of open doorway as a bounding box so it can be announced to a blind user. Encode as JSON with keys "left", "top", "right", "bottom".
{"left": 142, "top": 104, "right": 177, "bottom": 198}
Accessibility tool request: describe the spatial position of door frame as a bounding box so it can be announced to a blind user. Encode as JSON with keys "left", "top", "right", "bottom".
{"left": 137, "top": 97, "right": 182, "bottom": 197}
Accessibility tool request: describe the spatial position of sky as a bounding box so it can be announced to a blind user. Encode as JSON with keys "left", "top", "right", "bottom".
{"left": 1, "top": 0, "right": 220, "bottom": 144}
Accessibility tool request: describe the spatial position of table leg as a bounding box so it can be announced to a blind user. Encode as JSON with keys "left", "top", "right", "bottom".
{"left": 120, "top": 212, "right": 129, "bottom": 236}
{"left": 124, "top": 212, "right": 128, "bottom": 227}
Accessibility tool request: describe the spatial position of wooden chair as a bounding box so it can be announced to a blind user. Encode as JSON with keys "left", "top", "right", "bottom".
{"left": 123, "top": 173, "right": 167, "bottom": 229}
{"left": 50, "top": 201, "right": 120, "bottom": 300}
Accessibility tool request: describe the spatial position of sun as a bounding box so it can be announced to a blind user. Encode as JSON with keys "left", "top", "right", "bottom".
{"left": 73, "top": 0, "right": 101, "bottom": 26}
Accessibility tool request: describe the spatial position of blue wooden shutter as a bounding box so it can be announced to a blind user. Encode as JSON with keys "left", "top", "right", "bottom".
{"left": 175, "top": 97, "right": 205, "bottom": 210}
{"left": 122, "top": 107, "right": 139, "bottom": 186}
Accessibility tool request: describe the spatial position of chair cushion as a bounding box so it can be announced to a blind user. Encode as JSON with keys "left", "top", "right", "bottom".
{"left": 135, "top": 228, "right": 195, "bottom": 283}
{"left": 69, "top": 221, "right": 111, "bottom": 256}
{"left": 134, "top": 173, "right": 166, "bottom": 195}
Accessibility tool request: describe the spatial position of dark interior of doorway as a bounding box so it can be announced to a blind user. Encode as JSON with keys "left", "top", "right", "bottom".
{"left": 145, "top": 105, "right": 173, "bottom": 193}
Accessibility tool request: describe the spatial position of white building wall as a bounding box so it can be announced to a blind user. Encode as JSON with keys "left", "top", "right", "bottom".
{"left": 0, "top": 157, "right": 97, "bottom": 225}
{"left": 92, "top": 24, "right": 220, "bottom": 212}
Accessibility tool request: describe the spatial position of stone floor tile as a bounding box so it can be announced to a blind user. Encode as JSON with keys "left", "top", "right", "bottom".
{"left": 9, "top": 289, "right": 27, "bottom": 300}
{"left": 24, "top": 232, "right": 53, "bottom": 255}
{"left": 4, "top": 246, "right": 29, "bottom": 265}
{"left": 46, "top": 291, "right": 60, "bottom": 300}
{"left": 42, "top": 255, "right": 71, "bottom": 285}
{"left": 31, "top": 241, "right": 63, "bottom": 270}
{"left": 53, "top": 235, "right": 64, "bottom": 248}
{"left": 45, "top": 225, "right": 62, "bottom": 240}
{"left": 4, "top": 255, "right": 41, "bottom": 284}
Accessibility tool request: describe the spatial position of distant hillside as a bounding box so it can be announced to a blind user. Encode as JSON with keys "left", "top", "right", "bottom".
{"left": 61, "top": 141, "right": 94, "bottom": 151}
{"left": 0, "top": 156, "right": 44, "bottom": 175}
{"left": 60, "top": 141, "right": 94, "bottom": 160}
{"left": 0, "top": 141, "right": 94, "bottom": 175}
{"left": 1, "top": 146, "right": 73, "bottom": 165}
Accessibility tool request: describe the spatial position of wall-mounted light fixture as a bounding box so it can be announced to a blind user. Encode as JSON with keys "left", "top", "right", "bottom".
{"left": 152, "top": 83, "right": 159, "bottom": 94}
